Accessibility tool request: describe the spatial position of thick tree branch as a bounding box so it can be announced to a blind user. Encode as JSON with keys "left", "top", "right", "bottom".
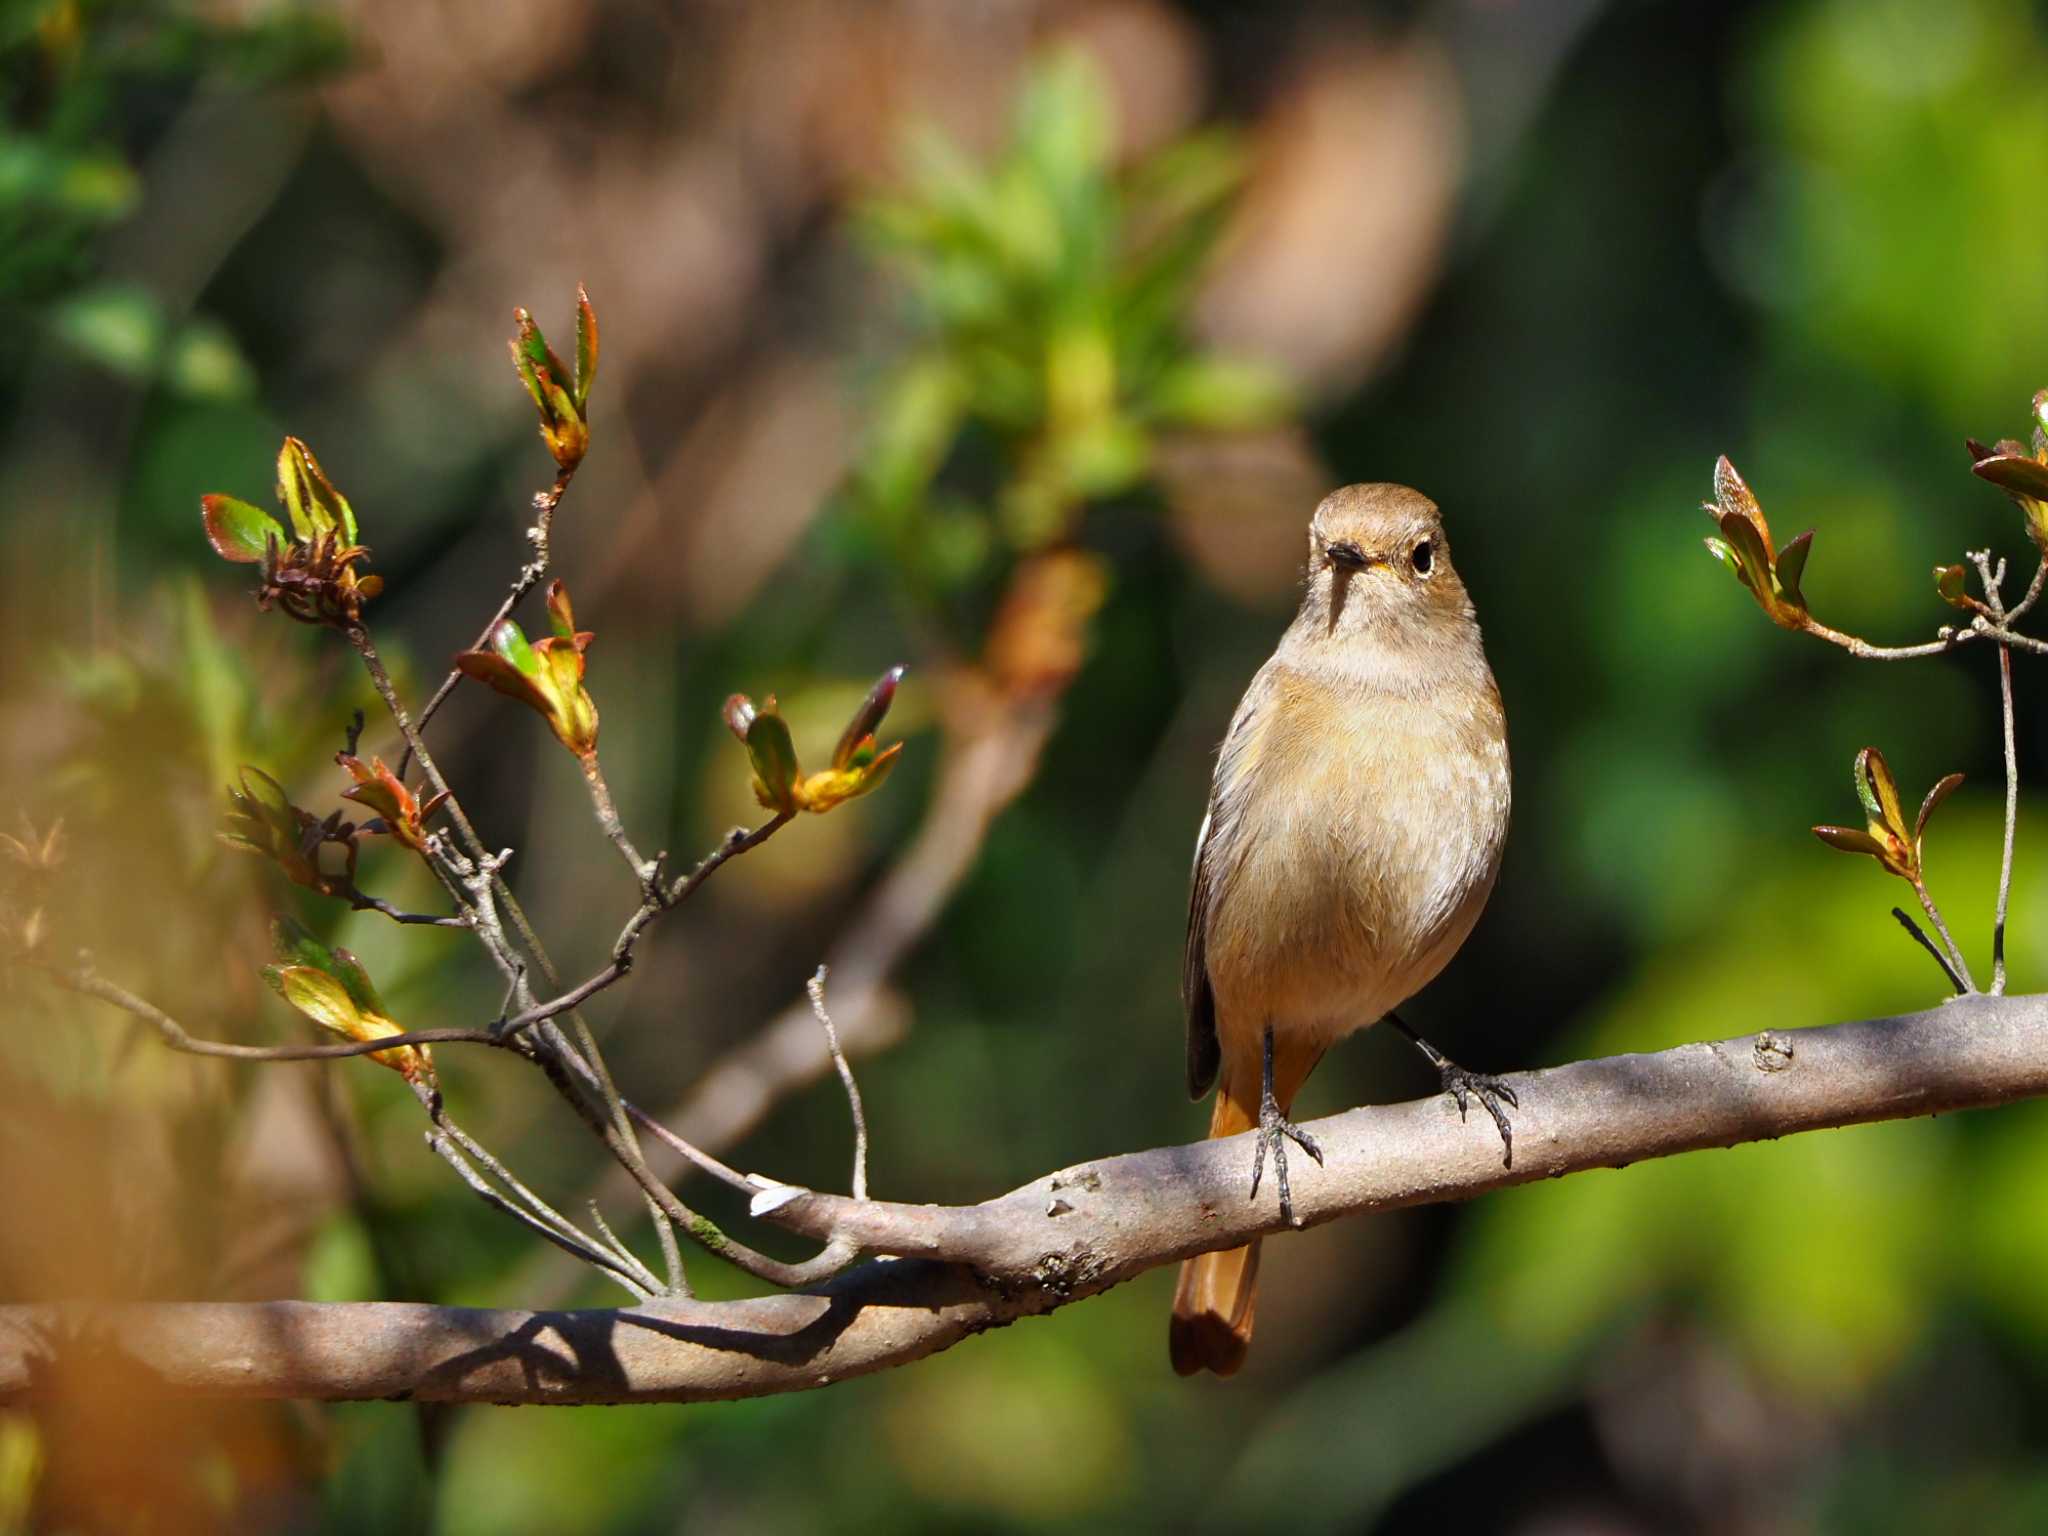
{"left": 6, "top": 992, "right": 2045, "bottom": 1406}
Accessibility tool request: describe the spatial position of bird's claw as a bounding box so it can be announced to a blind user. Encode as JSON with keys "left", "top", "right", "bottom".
{"left": 1248, "top": 1088, "right": 1324, "bottom": 1227}
{"left": 1442, "top": 1066, "right": 1517, "bottom": 1168}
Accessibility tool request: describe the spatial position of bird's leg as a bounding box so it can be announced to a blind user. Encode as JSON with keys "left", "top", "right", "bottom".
{"left": 1385, "top": 1011, "right": 1517, "bottom": 1168}
{"left": 1247, "top": 1024, "right": 1324, "bottom": 1226}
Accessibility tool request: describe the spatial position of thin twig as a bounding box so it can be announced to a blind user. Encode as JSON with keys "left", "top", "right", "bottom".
{"left": 1891, "top": 907, "right": 1966, "bottom": 996}
{"left": 626, "top": 1105, "right": 757, "bottom": 1195}
{"left": 434, "top": 1111, "right": 604, "bottom": 1259}
{"left": 1803, "top": 619, "right": 1971, "bottom": 661}
{"left": 349, "top": 631, "right": 539, "bottom": 1000}
{"left": 352, "top": 627, "right": 684, "bottom": 1259}
{"left": 537, "top": 698, "right": 1053, "bottom": 1295}
{"left": 45, "top": 962, "right": 514, "bottom": 1063}
{"left": 348, "top": 890, "right": 469, "bottom": 928}
{"left": 664, "top": 813, "right": 798, "bottom": 907}
{"left": 1914, "top": 877, "right": 1977, "bottom": 994}
{"left": 400, "top": 463, "right": 576, "bottom": 778}
{"left": 2008, "top": 556, "right": 2048, "bottom": 624}
{"left": 1970, "top": 548, "right": 2023, "bottom": 997}
{"left": 495, "top": 812, "right": 795, "bottom": 1039}
{"left": 426, "top": 1129, "right": 651, "bottom": 1300}
{"left": 1974, "top": 623, "right": 2048, "bottom": 655}
{"left": 1995, "top": 639, "right": 2019, "bottom": 995}
{"left": 808, "top": 966, "right": 869, "bottom": 1200}
{"left": 585, "top": 1203, "right": 669, "bottom": 1298}
{"left": 534, "top": 1043, "right": 863, "bottom": 1288}
{"left": 648, "top": 1193, "right": 687, "bottom": 1298}
{"left": 580, "top": 752, "right": 656, "bottom": 895}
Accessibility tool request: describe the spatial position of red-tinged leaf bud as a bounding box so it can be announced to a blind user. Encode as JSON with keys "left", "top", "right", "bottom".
{"left": 204, "top": 438, "right": 380, "bottom": 628}
{"left": 1699, "top": 457, "right": 1811, "bottom": 631}
{"left": 724, "top": 693, "right": 757, "bottom": 742}
{"left": 833, "top": 665, "right": 905, "bottom": 770}
{"left": 510, "top": 299, "right": 592, "bottom": 470}
{"left": 1815, "top": 747, "right": 1959, "bottom": 886}
{"left": 337, "top": 754, "right": 446, "bottom": 853}
{"left": 454, "top": 584, "right": 599, "bottom": 758}
{"left": 574, "top": 284, "right": 598, "bottom": 414}
{"left": 201, "top": 494, "right": 288, "bottom": 564}
{"left": 1934, "top": 564, "right": 1981, "bottom": 613}
{"left": 1968, "top": 417, "right": 2048, "bottom": 550}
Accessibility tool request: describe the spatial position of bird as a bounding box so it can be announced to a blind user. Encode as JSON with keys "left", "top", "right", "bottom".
{"left": 1169, "top": 482, "right": 1514, "bottom": 1378}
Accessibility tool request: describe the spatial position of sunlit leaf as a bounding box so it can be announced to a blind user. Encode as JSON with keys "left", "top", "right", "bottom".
{"left": 490, "top": 619, "right": 542, "bottom": 678}
{"left": 1774, "top": 528, "right": 1814, "bottom": 604}
{"left": 1813, "top": 825, "right": 1891, "bottom": 860}
{"left": 1916, "top": 772, "right": 1965, "bottom": 841}
{"left": 200, "top": 494, "right": 287, "bottom": 564}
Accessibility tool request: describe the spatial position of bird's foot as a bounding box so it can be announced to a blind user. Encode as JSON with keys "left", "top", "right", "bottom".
{"left": 1248, "top": 1081, "right": 1324, "bottom": 1227}
{"left": 1384, "top": 1012, "right": 1518, "bottom": 1169}
{"left": 1440, "top": 1064, "right": 1517, "bottom": 1169}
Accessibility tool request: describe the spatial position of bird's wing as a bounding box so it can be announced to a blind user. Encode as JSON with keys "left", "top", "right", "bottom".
{"left": 1184, "top": 805, "right": 1222, "bottom": 1099}
{"left": 1184, "top": 671, "right": 1272, "bottom": 1099}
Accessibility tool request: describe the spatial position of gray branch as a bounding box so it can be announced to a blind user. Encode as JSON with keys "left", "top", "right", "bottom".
{"left": 6, "top": 992, "right": 2044, "bottom": 1406}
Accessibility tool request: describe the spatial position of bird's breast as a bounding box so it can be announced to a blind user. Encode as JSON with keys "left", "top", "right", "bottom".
{"left": 1202, "top": 667, "right": 1508, "bottom": 1044}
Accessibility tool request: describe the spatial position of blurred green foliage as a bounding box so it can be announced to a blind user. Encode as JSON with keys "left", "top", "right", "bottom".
{"left": 1, "top": 0, "right": 343, "bottom": 400}
{"left": 850, "top": 48, "right": 1287, "bottom": 599}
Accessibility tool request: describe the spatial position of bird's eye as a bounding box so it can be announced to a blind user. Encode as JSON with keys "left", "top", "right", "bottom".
{"left": 1410, "top": 540, "right": 1434, "bottom": 575}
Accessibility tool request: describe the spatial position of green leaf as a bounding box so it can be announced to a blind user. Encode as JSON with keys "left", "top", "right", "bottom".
{"left": 50, "top": 284, "right": 164, "bottom": 379}
{"left": 1773, "top": 529, "right": 1814, "bottom": 604}
{"left": 1855, "top": 747, "right": 1906, "bottom": 837}
{"left": 491, "top": 619, "right": 542, "bottom": 678}
{"left": 1053, "top": 415, "right": 1149, "bottom": 501}
{"left": 545, "top": 580, "right": 577, "bottom": 641}
{"left": 1016, "top": 48, "right": 1112, "bottom": 199}
{"left": 167, "top": 320, "right": 256, "bottom": 401}
{"left": 201, "top": 495, "right": 287, "bottom": 564}
{"left": 1715, "top": 510, "right": 1772, "bottom": 595}
{"left": 270, "top": 914, "right": 336, "bottom": 973}
{"left": 511, "top": 308, "right": 569, "bottom": 419}
{"left": 574, "top": 285, "right": 598, "bottom": 412}
{"left": 276, "top": 437, "right": 356, "bottom": 544}
{"left": 746, "top": 703, "right": 800, "bottom": 812}
{"left": 861, "top": 353, "right": 968, "bottom": 520}
{"left": 848, "top": 739, "right": 902, "bottom": 800}
{"left": 1145, "top": 356, "right": 1294, "bottom": 430}
{"left": 327, "top": 944, "right": 391, "bottom": 1020}
{"left": 237, "top": 768, "right": 295, "bottom": 825}
{"left": 508, "top": 335, "right": 546, "bottom": 415}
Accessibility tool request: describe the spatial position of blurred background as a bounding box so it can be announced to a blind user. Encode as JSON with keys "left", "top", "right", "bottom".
{"left": 8, "top": 0, "right": 2048, "bottom": 1530}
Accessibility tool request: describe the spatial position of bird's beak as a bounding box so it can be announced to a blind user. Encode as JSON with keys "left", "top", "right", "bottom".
{"left": 1327, "top": 542, "right": 1386, "bottom": 572}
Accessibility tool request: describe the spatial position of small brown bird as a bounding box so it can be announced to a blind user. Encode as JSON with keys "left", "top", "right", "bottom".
{"left": 1169, "top": 483, "right": 1514, "bottom": 1378}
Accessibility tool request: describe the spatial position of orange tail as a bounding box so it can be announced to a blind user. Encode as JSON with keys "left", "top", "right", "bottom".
{"left": 1169, "top": 1035, "right": 1322, "bottom": 1378}
{"left": 1169, "top": 1083, "right": 1261, "bottom": 1376}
